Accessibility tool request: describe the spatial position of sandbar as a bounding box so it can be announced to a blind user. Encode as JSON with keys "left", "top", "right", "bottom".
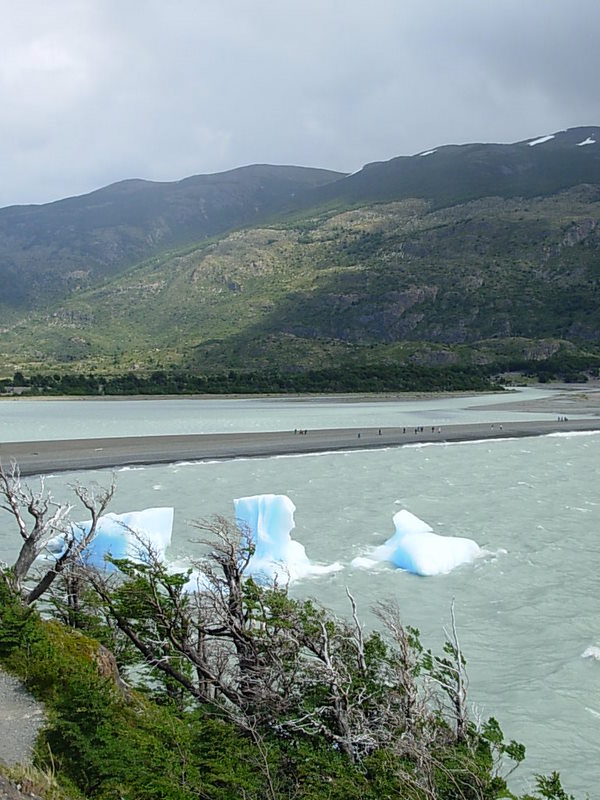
{"left": 2, "top": 417, "right": 599, "bottom": 477}
{"left": 470, "top": 385, "right": 600, "bottom": 417}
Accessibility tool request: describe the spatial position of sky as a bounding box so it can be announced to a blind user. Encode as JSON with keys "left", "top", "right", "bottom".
{"left": 1, "top": 0, "right": 599, "bottom": 208}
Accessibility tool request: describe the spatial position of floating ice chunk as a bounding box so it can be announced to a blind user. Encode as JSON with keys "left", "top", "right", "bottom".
{"left": 234, "top": 494, "right": 341, "bottom": 582}
{"left": 528, "top": 134, "right": 554, "bottom": 146}
{"left": 577, "top": 137, "right": 596, "bottom": 146}
{"left": 350, "top": 556, "right": 378, "bottom": 570}
{"left": 46, "top": 507, "right": 174, "bottom": 570}
{"left": 582, "top": 646, "right": 600, "bottom": 661}
{"left": 418, "top": 149, "right": 437, "bottom": 157}
{"left": 356, "top": 510, "right": 480, "bottom": 576}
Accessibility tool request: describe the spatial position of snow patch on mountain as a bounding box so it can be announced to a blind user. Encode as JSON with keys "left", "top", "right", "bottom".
{"left": 528, "top": 135, "right": 555, "bottom": 147}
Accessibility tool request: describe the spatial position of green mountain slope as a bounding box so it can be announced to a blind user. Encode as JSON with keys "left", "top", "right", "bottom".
{"left": 3, "top": 126, "right": 600, "bottom": 316}
{"left": 0, "top": 164, "right": 343, "bottom": 308}
{"left": 2, "top": 127, "right": 600, "bottom": 380}
{"left": 3, "top": 184, "right": 599, "bottom": 377}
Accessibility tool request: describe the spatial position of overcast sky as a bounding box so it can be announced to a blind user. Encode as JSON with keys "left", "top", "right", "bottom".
{"left": 1, "top": 0, "right": 599, "bottom": 207}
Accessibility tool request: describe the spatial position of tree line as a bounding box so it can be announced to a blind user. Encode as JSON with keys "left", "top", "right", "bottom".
{"left": 4, "top": 364, "right": 501, "bottom": 396}
{"left": 4, "top": 349, "right": 600, "bottom": 398}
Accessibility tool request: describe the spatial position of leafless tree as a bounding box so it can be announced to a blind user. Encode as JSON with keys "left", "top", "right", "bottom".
{"left": 0, "top": 461, "right": 115, "bottom": 605}
{"left": 373, "top": 599, "right": 426, "bottom": 737}
{"left": 422, "top": 597, "right": 469, "bottom": 743}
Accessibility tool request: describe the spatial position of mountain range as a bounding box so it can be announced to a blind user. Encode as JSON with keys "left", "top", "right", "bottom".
{"left": 1, "top": 126, "right": 599, "bottom": 381}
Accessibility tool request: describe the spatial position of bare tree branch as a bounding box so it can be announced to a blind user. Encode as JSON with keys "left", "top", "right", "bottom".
{"left": 0, "top": 461, "right": 73, "bottom": 594}
{"left": 0, "top": 463, "right": 118, "bottom": 606}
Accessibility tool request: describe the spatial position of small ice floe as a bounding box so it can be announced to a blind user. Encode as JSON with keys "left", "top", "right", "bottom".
{"left": 418, "top": 149, "right": 437, "bottom": 157}
{"left": 577, "top": 137, "right": 596, "bottom": 146}
{"left": 234, "top": 494, "right": 342, "bottom": 583}
{"left": 486, "top": 547, "right": 508, "bottom": 566}
{"left": 581, "top": 645, "right": 600, "bottom": 661}
{"left": 350, "top": 555, "right": 378, "bottom": 570}
{"left": 351, "top": 509, "right": 480, "bottom": 577}
{"left": 528, "top": 134, "right": 555, "bottom": 147}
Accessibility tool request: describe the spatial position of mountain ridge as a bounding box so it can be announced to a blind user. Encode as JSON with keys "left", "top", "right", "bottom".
{"left": 0, "top": 164, "right": 344, "bottom": 308}
{"left": 1, "top": 126, "right": 599, "bottom": 379}
{"left": 307, "top": 126, "right": 600, "bottom": 209}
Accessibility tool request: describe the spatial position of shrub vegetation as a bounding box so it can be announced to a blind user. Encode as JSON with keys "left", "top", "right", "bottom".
{"left": 0, "top": 514, "right": 577, "bottom": 800}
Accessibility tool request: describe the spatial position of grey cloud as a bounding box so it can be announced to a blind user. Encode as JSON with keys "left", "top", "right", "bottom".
{"left": 1, "top": 0, "right": 599, "bottom": 207}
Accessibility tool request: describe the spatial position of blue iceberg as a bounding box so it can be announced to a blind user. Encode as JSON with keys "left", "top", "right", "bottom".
{"left": 234, "top": 493, "right": 342, "bottom": 582}
{"left": 352, "top": 509, "right": 480, "bottom": 576}
{"left": 46, "top": 507, "right": 174, "bottom": 570}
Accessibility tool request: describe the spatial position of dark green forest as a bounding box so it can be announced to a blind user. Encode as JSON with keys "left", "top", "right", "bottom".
{"left": 4, "top": 348, "right": 600, "bottom": 398}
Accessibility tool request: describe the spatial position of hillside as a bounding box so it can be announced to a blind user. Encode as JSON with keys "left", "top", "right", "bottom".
{"left": 0, "top": 164, "right": 343, "bottom": 309}
{"left": 2, "top": 185, "right": 599, "bottom": 378}
{"left": 1, "top": 127, "right": 600, "bottom": 380}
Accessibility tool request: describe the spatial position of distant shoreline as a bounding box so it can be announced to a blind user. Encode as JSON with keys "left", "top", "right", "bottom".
{"left": 0, "top": 388, "right": 509, "bottom": 403}
{"left": 2, "top": 418, "right": 599, "bottom": 477}
{"left": 1, "top": 380, "right": 597, "bottom": 404}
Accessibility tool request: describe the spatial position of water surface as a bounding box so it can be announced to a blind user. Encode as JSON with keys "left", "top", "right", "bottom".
{"left": 1, "top": 387, "right": 562, "bottom": 442}
{"left": 1, "top": 392, "right": 598, "bottom": 796}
